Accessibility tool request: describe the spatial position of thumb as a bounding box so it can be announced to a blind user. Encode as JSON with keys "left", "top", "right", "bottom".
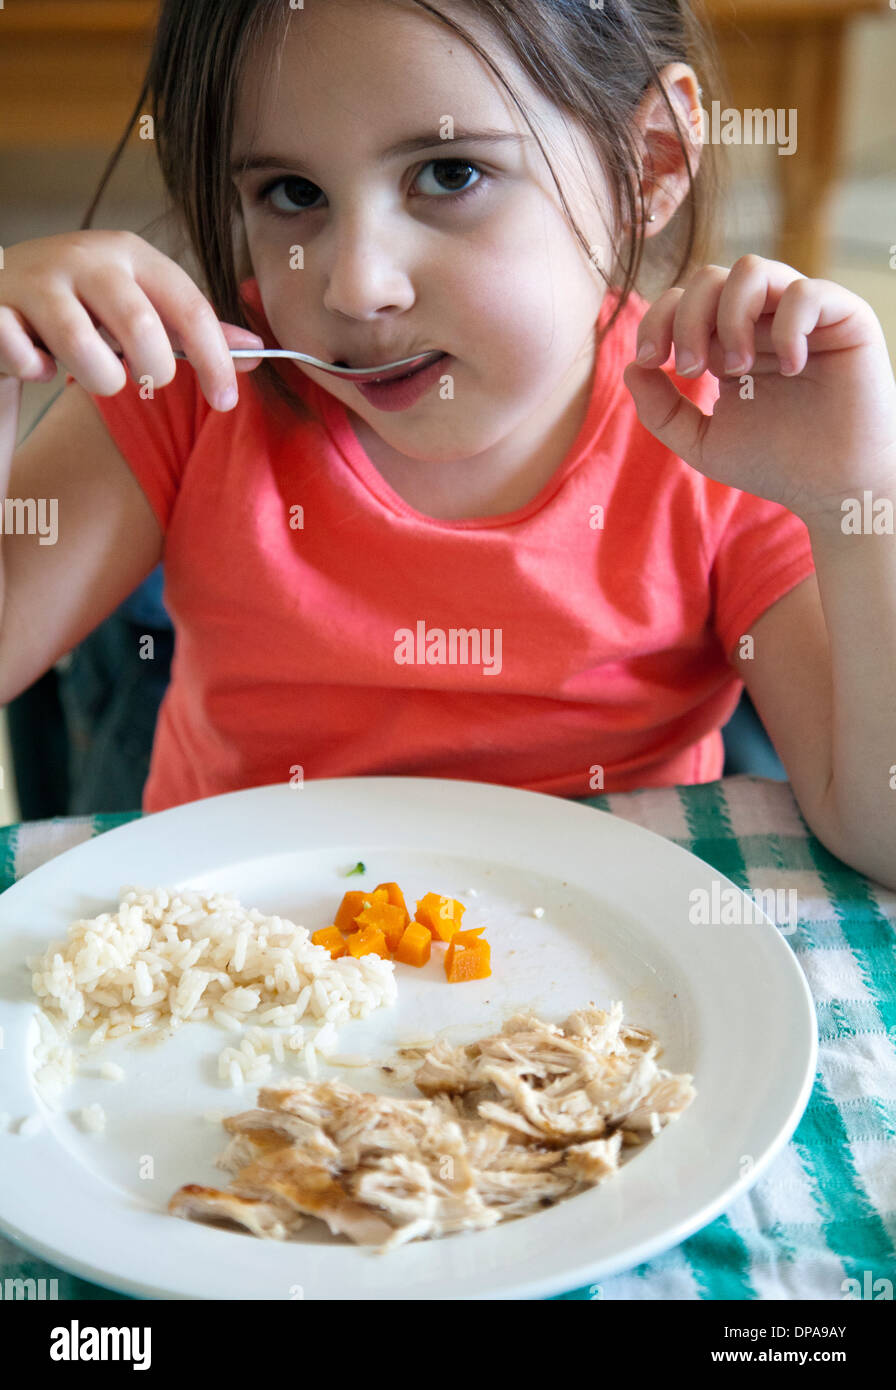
{"left": 220, "top": 321, "right": 266, "bottom": 372}
{"left": 622, "top": 361, "right": 709, "bottom": 468}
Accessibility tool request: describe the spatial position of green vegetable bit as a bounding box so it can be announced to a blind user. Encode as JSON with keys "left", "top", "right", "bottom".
{"left": 346, "top": 861, "right": 366, "bottom": 876}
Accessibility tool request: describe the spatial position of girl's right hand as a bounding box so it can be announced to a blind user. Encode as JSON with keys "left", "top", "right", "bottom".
{"left": 0, "top": 231, "right": 265, "bottom": 411}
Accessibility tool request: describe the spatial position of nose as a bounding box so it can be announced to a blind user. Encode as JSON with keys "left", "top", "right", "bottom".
{"left": 321, "top": 205, "right": 416, "bottom": 320}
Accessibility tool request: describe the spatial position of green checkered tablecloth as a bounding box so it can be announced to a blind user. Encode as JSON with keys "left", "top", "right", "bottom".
{"left": 1, "top": 775, "right": 893, "bottom": 1301}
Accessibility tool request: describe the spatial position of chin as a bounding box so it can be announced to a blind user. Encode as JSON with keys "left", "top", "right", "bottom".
{"left": 386, "top": 438, "right": 464, "bottom": 464}
{"left": 396, "top": 431, "right": 491, "bottom": 464}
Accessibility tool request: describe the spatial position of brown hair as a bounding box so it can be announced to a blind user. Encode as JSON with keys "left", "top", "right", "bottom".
{"left": 82, "top": 0, "right": 726, "bottom": 423}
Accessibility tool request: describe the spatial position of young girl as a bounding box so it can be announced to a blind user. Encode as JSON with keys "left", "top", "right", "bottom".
{"left": 1, "top": 0, "right": 894, "bottom": 888}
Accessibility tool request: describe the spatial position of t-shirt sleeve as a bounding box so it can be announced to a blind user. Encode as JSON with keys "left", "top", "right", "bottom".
{"left": 65, "top": 361, "right": 211, "bottom": 533}
{"left": 708, "top": 484, "right": 816, "bottom": 664}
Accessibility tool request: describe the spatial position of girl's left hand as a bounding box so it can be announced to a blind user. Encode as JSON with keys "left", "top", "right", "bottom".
{"left": 622, "top": 255, "right": 896, "bottom": 529}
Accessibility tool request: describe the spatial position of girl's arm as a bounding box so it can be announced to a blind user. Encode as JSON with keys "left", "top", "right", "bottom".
{"left": 810, "top": 512, "right": 896, "bottom": 887}
{"left": 730, "top": 552, "right": 896, "bottom": 891}
{"left": 0, "top": 375, "right": 165, "bottom": 706}
{"left": 0, "top": 229, "right": 264, "bottom": 708}
{"left": 624, "top": 256, "right": 896, "bottom": 890}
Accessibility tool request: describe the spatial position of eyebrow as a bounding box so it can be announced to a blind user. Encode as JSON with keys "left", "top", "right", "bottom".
{"left": 230, "top": 129, "right": 529, "bottom": 176}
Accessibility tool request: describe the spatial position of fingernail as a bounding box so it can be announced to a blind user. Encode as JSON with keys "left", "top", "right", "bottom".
{"left": 636, "top": 340, "right": 656, "bottom": 364}
{"left": 676, "top": 350, "right": 699, "bottom": 375}
{"left": 217, "top": 384, "right": 239, "bottom": 410}
{"left": 725, "top": 351, "right": 746, "bottom": 374}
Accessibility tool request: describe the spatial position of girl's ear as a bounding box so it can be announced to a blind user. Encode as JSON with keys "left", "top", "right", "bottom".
{"left": 629, "top": 62, "right": 704, "bottom": 236}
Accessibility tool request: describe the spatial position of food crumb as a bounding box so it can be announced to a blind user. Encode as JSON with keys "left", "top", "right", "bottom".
{"left": 532, "top": 907, "right": 545, "bottom": 918}
{"left": 17, "top": 1114, "right": 43, "bottom": 1138}
{"left": 99, "top": 1062, "right": 125, "bottom": 1082}
{"left": 78, "top": 1103, "right": 106, "bottom": 1133}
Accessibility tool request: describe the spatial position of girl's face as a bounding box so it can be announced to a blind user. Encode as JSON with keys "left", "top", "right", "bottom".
{"left": 232, "top": 0, "right": 613, "bottom": 465}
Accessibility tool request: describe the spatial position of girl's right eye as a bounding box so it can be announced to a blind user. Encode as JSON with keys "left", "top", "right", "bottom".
{"left": 262, "top": 176, "right": 322, "bottom": 215}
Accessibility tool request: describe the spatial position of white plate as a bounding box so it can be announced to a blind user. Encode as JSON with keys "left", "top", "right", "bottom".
{"left": 0, "top": 777, "right": 816, "bottom": 1300}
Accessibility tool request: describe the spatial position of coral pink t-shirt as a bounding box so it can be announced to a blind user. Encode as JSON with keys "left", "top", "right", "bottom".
{"left": 81, "top": 280, "right": 815, "bottom": 813}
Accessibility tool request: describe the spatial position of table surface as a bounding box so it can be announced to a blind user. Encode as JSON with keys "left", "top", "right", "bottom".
{"left": 1, "top": 774, "right": 893, "bottom": 1301}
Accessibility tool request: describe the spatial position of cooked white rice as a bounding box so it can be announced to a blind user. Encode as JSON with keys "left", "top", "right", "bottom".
{"left": 28, "top": 885, "right": 397, "bottom": 1091}
{"left": 79, "top": 1103, "right": 106, "bottom": 1133}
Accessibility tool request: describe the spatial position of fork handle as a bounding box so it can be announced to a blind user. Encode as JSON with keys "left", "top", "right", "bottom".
{"left": 173, "top": 349, "right": 286, "bottom": 359}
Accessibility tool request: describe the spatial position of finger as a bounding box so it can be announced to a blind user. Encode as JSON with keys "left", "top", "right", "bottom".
{"left": 0, "top": 305, "right": 58, "bottom": 381}
{"left": 669, "top": 265, "right": 730, "bottom": 377}
{"left": 78, "top": 271, "right": 178, "bottom": 389}
{"left": 635, "top": 316, "right": 812, "bottom": 381}
{"left": 768, "top": 277, "right": 865, "bottom": 376}
{"left": 219, "top": 322, "right": 267, "bottom": 348}
{"left": 219, "top": 321, "right": 265, "bottom": 373}
{"left": 705, "top": 325, "right": 789, "bottom": 380}
{"left": 23, "top": 290, "right": 127, "bottom": 395}
{"left": 631, "top": 318, "right": 783, "bottom": 380}
{"left": 635, "top": 257, "right": 812, "bottom": 378}
{"left": 716, "top": 255, "right": 805, "bottom": 375}
{"left": 90, "top": 309, "right": 266, "bottom": 381}
{"left": 622, "top": 361, "right": 709, "bottom": 471}
{"left": 125, "top": 246, "right": 244, "bottom": 410}
{"left": 633, "top": 285, "right": 684, "bottom": 368}
{"left": 707, "top": 346, "right": 783, "bottom": 379}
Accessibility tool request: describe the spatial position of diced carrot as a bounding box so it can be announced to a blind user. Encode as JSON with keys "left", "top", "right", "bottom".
{"left": 333, "top": 890, "right": 367, "bottom": 933}
{"left": 374, "top": 882, "right": 411, "bottom": 929}
{"left": 334, "top": 887, "right": 388, "bottom": 934}
{"left": 354, "top": 901, "right": 408, "bottom": 952}
{"left": 394, "top": 921, "right": 432, "bottom": 968}
{"left": 345, "top": 924, "right": 391, "bottom": 960}
{"left": 310, "top": 925, "right": 347, "bottom": 959}
{"left": 445, "top": 937, "right": 491, "bottom": 982}
{"left": 414, "top": 892, "right": 466, "bottom": 942}
{"left": 450, "top": 926, "right": 486, "bottom": 945}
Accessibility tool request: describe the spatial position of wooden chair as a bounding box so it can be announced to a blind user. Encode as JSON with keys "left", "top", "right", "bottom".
{"left": 702, "top": 0, "right": 891, "bottom": 274}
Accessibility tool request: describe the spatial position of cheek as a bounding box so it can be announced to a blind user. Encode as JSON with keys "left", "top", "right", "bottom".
{"left": 454, "top": 199, "right": 597, "bottom": 341}
{"left": 447, "top": 240, "right": 557, "bottom": 362}
{"left": 252, "top": 269, "right": 316, "bottom": 349}
{"left": 456, "top": 255, "right": 586, "bottom": 392}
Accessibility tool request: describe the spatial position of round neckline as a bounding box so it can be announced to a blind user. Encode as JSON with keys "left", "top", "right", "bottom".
{"left": 309, "top": 293, "right": 629, "bottom": 530}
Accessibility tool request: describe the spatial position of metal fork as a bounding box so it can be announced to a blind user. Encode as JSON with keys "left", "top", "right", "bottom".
{"left": 172, "top": 346, "right": 444, "bottom": 383}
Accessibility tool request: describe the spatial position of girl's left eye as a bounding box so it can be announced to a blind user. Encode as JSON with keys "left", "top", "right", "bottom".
{"left": 257, "top": 159, "right": 485, "bottom": 215}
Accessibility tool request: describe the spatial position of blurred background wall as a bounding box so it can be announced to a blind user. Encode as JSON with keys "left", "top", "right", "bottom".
{"left": 0, "top": 0, "right": 894, "bottom": 822}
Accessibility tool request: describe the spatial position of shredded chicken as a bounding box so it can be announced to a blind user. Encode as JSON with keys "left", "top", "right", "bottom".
{"left": 169, "top": 1001, "right": 695, "bottom": 1250}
